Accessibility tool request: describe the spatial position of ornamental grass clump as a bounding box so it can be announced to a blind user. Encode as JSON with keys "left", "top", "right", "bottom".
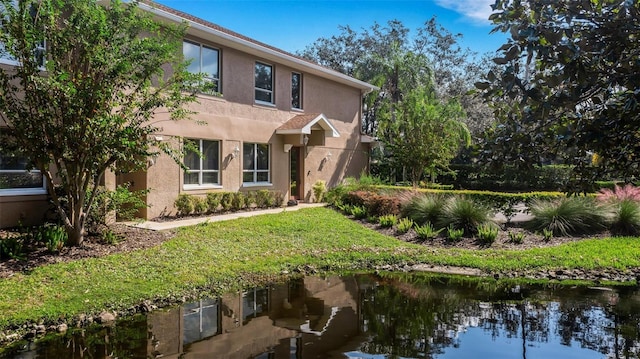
{"left": 610, "top": 199, "right": 640, "bottom": 236}
{"left": 597, "top": 184, "right": 640, "bottom": 202}
{"left": 527, "top": 197, "right": 611, "bottom": 236}
{"left": 401, "top": 193, "right": 447, "bottom": 226}
{"left": 437, "top": 196, "right": 493, "bottom": 236}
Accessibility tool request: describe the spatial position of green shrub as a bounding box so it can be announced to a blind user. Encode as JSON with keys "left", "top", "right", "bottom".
{"left": 206, "top": 193, "right": 221, "bottom": 213}
{"left": 527, "top": 197, "right": 610, "bottom": 236}
{"left": 312, "top": 180, "right": 327, "bottom": 203}
{"left": 414, "top": 222, "right": 442, "bottom": 240}
{"left": 395, "top": 218, "right": 414, "bottom": 234}
{"left": 232, "top": 192, "right": 247, "bottom": 211}
{"left": 245, "top": 191, "right": 257, "bottom": 208}
{"left": 193, "top": 196, "right": 208, "bottom": 214}
{"left": 447, "top": 225, "right": 464, "bottom": 241}
{"left": 437, "top": 196, "right": 493, "bottom": 236}
{"left": 220, "top": 192, "right": 234, "bottom": 211}
{"left": 476, "top": 223, "right": 499, "bottom": 245}
{"left": 610, "top": 199, "right": 640, "bottom": 236}
{"left": 101, "top": 228, "right": 122, "bottom": 245}
{"left": 174, "top": 194, "right": 195, "bottom": 216}
{"left": 542, "top": 228, "right": 553, "bottom": 241}
{"left": 0, "top": 236, "right": 26, "bottom": 260}
{"left": 349, "top": 205, "right": 367, "bottom": 219}
{"left": 401, "top": 193, "right": 447, "bottom": 226}
{"left": 378, "top": 214, "right": 397, "bottom": 228}
{"left": 87, "top": 184, "right": 147, "bottom": 233}
{"left": 508, "top": 231, "right": 525, "bottom": 244}
{"left": 36, "top": 224, "right": 67, "bottom": 253}
{"left": 255, "top": 190, "right": 274, "bottom": 208}
{"left": 272, "top": 191, "right": 285, "bottom": 207}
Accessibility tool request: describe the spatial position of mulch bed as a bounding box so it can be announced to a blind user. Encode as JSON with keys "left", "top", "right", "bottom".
{"left": 0, "top": 224, "right": 174, "bottom": 279}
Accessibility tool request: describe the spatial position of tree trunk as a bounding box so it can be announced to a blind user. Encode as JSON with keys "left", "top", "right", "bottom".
{"left": 66, "top": 201, "right": 86, "bottom": 246}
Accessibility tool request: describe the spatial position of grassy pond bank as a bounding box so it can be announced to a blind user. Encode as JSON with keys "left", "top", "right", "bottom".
{"left": 2, "top": 206, "right": 640, "bottom": 342}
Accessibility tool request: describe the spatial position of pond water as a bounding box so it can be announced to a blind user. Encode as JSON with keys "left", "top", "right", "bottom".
{"left": 2, "top": 273, "right": 640, "bottom": 358}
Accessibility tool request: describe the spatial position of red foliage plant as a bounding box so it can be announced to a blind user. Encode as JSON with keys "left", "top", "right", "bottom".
{"left": 597, "top": 184, "right": 640, "bottom": 202}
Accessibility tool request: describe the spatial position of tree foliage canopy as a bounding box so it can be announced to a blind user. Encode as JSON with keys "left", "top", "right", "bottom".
{"left": 477, "top": 0, "right": 640, "bottom": 187}
{"left": 0, "top": 0, "right": 198, "bottom": 245}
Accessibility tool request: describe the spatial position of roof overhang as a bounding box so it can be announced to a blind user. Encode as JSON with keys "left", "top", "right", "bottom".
{"left": 276, "top": 113, "right": 340, "bottom": 138}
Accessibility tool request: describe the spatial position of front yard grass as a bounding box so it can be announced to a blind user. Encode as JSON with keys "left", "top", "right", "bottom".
{"left": 1, "top": 206, "right": 640, "bottom": 330}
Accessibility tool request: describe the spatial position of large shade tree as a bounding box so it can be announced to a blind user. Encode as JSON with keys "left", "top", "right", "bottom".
{"left": 477, "top": 0, "right": 640, "bottom": 187}
{"left": 0, "top": 0, "right": 198, "bottom": 245}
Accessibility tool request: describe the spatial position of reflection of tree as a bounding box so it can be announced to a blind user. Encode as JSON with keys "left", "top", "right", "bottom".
{"left": 356, "top": 274, "right": 640, "bottom": 358}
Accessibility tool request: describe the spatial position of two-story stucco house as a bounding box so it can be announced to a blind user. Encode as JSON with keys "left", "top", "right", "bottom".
{"left": 0, "top": 1, "right": 377, "bottom": 226}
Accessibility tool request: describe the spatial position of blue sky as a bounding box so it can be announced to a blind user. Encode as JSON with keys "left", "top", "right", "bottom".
{"left": 154, "top": 0, "right": 508, "bottom": 58}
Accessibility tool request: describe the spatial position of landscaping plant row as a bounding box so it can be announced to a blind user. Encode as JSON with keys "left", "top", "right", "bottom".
{"left": 328, "top": 182, "right": 640, "bottom": 243}
{"left": 173, "top": 190, "right": 285, "bottom": 216}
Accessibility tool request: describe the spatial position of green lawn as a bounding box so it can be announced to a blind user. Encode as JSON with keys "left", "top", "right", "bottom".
{"left": 1, "top": 206, "right": 639, "bottom": 330}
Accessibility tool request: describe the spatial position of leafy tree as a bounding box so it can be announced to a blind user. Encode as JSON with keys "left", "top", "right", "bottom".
{"left": 299, "top": 18, "right": 494, "bottom": 138}
{"left": 477, "top": 0, "right": 640, "bottom": 187}
{"left": 380, "top": 87, "right": 471, "bottom": 187}
{"left": 0, "top": 0, "right": 198, "bottom": 245}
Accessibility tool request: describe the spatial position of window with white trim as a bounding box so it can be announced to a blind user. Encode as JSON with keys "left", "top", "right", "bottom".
{"left": 291, "top": 72, "right": 302, "bottom": 109}
{"left": 254, "top": 62, "right": 273, "bottom": 104}
{"left": 183, "top": 139, "right": 220, "bottom": 187}
{"left": 183, "top": 40, "right": 220, "bottom": 95}
{"left": 243, "top": 143, "right": 270, "bottom": 184}
{"left": 0, "top": 133, "right": 45, "bottom": 195}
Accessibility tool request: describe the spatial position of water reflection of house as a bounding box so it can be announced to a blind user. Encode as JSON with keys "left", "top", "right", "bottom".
{"left": 147, "top": 275, "right": 362, "bottom": 358}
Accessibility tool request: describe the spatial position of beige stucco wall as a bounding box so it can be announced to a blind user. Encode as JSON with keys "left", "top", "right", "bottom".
{"left": 137, "top": 39, "right": 370, "bottom": 219}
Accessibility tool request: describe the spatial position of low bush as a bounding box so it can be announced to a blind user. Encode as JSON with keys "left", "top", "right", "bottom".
{"left": 35, "top": 224, "right": 67, "bottom": 253}
{"left": 193, "top": 196, "right": 208, "bottom": 214}
{"left": 255, "top": 190, "right": 274, "bottom": 208}
{"left": 174, "top": 194, "right": 195, "bottom": 216}
{"left": 395, "top": 218, "right": 414, "bottom": 234}
{"left": 206, "top": 193, "right": 221, "bottom": 212}
{"left": 342, "top": 190, "right": 403, "bottom": 217}
{"left": 0, "top": 235, "right": 27, "bottom": 260}
{"left": 349, "top": 205, "right": 367, "bottom": 219}
{"left": 273, "top": 191, "right": 285, "bottom": 207}
{"left": 378, "top": 214, "right": 397, "bottom": 228}
{"left": 597, "top": 184, "right": 640, "bottom": 202}
{"left": 312, "top": 180, "right": 327, "bottom": 203}
{"left": 508, "top": 231, "right": 525, "bottom": 244}
{"left": 414, "top": 222, "right": 442, "bottom": 241}
{"left": 476, "top": 223, "right": 499, "bottom": 245}
{"left": 220, "top": 192, "right": 234, "bottom": 211}
{"left": 231, "top": 192, "right": 247, "bottom": 211}
{"left": 437, "top": 196, "right": 493, "bottom": 236}
{"left": 527, "top": 197, "right": 610, "bottom": 236}
{"left": 87, "top": 184, "right": 147, "bottom": 234}
{"left": 447, "top": 225, "right": 464, "bottom": 241}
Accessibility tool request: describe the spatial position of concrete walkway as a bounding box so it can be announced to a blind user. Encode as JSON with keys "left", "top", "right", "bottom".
{"left": 124, "top": 203, "right": 326, "bottom": 231}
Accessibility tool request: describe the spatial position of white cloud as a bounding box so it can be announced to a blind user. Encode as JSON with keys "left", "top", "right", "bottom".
{"left": 434, "top": 0, "right": 496, "bottom": 24}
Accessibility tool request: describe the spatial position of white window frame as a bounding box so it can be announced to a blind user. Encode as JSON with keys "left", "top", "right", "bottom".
{"left": 291, "top": 72, "right": 303, "bottom": 110}
{"left": 254, "top": 61, "right": 274, "bottom": 105}
{"left": 183, "top": 139, "right": 221, "bottom": 189}
{"left": 183, "top": 40, "right": 221, "bottom": 95}
{"left": 242, "top": 143, "right": 271, "bottom": 186}
{"left": 0, "top": 154, "right": 46, "bottom": 196}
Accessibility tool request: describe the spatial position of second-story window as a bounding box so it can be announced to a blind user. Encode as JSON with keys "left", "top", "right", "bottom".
{"left": 255, "top": 62, "right": 273, "bottom": 104}
{"left": 183, "top": 40, "right": 220, "bottom": 95}
{"left": 291, "top": 72, "right": 302, "bottom": 110}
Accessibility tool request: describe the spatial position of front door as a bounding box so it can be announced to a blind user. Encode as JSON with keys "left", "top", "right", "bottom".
{"left": 289, "top": 147, "right": 303, "bottom": 200}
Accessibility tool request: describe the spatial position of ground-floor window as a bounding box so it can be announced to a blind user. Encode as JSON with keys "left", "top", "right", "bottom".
{"left": 0, "top": 134, "right": 45, "bottom": 195}
{"left": 183, "top": 139, "right": 220, "bottom": 188}
{"left": 242, "top": 143, "right": 270, "bottom": 184}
